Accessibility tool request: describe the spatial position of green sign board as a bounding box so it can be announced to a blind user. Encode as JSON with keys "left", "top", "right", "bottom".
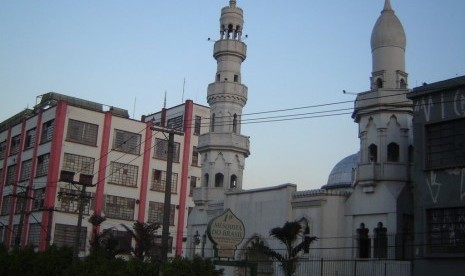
{"left": 207, "top": 209, "right": 245, "bottom": 258}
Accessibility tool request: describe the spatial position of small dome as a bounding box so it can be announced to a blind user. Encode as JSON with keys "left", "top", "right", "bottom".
{"left": 322, "top": 153, "right": 359, "bottom": 190}
{"left": 370, "top": 0, "right": 406, "bottom": 51}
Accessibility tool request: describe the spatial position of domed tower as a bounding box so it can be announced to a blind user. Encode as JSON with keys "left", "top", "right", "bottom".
{"left": 352, "top": 0, "right": 413, "bottom": 192}
{"left": 197, "top": 0, "right": 250, "bottom": 194}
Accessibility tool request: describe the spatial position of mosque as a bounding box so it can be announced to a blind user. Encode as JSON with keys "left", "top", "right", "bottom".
{"left": 186, "top": 0, "right": 414, "bottom": 274}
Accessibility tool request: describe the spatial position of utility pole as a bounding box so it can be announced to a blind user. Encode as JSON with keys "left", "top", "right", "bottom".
{"left": 59, "top": 171, "right": 94, "bottom": 260}
{"left": 13, "top": 186, "right": 33, "bottom": 247}
{"left": 151, "top": 125, "right": 183, "bottom": 262}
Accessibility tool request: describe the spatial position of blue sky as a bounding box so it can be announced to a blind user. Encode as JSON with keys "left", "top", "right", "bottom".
{"left": 1, "top": 0, "right": 464, "bottom": 190}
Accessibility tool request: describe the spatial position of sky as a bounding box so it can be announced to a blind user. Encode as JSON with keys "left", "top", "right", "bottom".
{"left": 1, "top": 0, "right": 464, "bottom": 190}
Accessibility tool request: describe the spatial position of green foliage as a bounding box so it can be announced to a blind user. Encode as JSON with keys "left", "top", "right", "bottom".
{"left": 0, "top": 245, "right": 223, "bottom": 276}
{"left": 121, "top": 221, "right": 160, "bottom": 261}
{"left": 254, "top": 220, "right": 317, "bottom": 276}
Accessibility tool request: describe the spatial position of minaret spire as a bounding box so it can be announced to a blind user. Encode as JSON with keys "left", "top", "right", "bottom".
{"left": 197, "top": 0, "right": 249, "bottom": 193}
{"left": 383, "top": 0, "right": 393, "bottom": 12}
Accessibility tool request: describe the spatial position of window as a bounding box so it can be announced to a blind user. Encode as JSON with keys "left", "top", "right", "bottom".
{"left": 376, "top": 78, "right": 383, "bottom": 89}
{"left": 189, "top": 176, "right": 197, "bottom": 196}
{"left": 211, "top": 114, "right": 215, "bottom": 132}
{"left": 148, "top": 201, "right": 175, "bottom": 225}
{"left": 400, "top": 78, "right": 407, "bottom": 88}
{"left": 24, "top": 128, "right": 36, "bottom": 149}
{"left": 10, "top": 135, "right": 21, "bottom": 155}
{"left": 203, "top": 173, "right": 209, "bottom": 187}
{"left": 151, "top": 169, "right": 178, "bottom": 194}
{"left": 108, "top": 162, "right": 139, "bottom": 187}
{"left": 368, "top": 144, "right": 378, "bottom": 162}
{"left": 387, "top": 142, "right": 400, "bottom": 162}
{"left": 6, "top": 164, "right": 17, "bottom": 186}
{"left": 15, "top": 192, "right": 26, "bottom": 214}
{"left": 408, "top": 145, "right": 414, "bottom": 163}
{"left": 109, "top": 230, "right": 132, "bottom": 253}
{"left": 53, "top": 223, "right": 87, "bottom": 251}
{"left": 427, "top": 207, "right": 465, "bottom": 255}
{"left": 62, "top": 153, "right": 95, "bottom": 175}
{"left": 1, "top": 195, "right": 13, "bottom": 215}
{"left": 154, "top": 138, "right": 180, "bottom": 162}
{"left": 66, "top": 119, "right": 98, "bottom": 146}
{"left": 33, "top": 188, "right": 45, "bottom": 211}
{"left": 20, "top": 159, "right": 33, "bottom": 181}
{"left": 40, "top": 120, "right": 54, "bottom": 143}
{"left": 194, "top": 116, "right": 201, "bottom": 136}
{"left": 0, "top": 140, "right": 6, "bottom": 160}
{"left": 232, "top": 114, "right": 237, "bottom": 133}
{"left": 166, "top": 115, "right": 183, "bottom": 132}
{"left": 104, "top": 195, "right": 135, "bottom": 220}
{"left": 27, "top": 223, "right": 42, "bottom": 248}
{"left": 215, "top": 173, "right": 224, "bottom": 187}
{"left": 57, "top": 187, "right": 91, "bottom": 214}
{"left": 230, "top": 175, "right": 237, "bottom": 189}
{"left": 426, "top": 118, "right": 465, "bottom": 169}
{"left": 153, "top": 235, "right": 173, "bottom": 255}
{"left": 191, "top": 146, "right": 198, "bottom": 166}
{"left": 216, "top": 74, "right": 220, "bottom": 82}
{"left": 373, "top": 222, "right": 388, "bottom": 258}
{"left": 357, "top": 223, "right": 371, "bottom": 258}
{"left": 113, "top": 129, "right": 141, "bottom": 155}
{"left": 36, "top": 154, "right": 50, "bottom": 177}
{"left": 234, "top": 74, "right": 238, "bottom": 82}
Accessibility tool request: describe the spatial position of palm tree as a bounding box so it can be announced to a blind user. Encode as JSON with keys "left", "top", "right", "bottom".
{"left": 122, "top": 221, "right": 160, "bottom": 261}
{"left": 254, "top": 220, "right": 317, "bottom": 276}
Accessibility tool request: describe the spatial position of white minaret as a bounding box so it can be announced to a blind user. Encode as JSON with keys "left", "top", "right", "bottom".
{"left": 197, "top": 0, "right": 250, "bottom": 194}
{"left": 347, "top": 0, "right": 413, "bottom": 254}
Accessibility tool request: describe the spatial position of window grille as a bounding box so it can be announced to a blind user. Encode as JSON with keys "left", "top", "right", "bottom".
{"left": 20, "top": 159, "right": 33, "bottom": 181}
{"left": 426, "top": 118, "right": 465, "bottom": 169}
{"left": 108, "top": 162, "right": 139, "bottom": 187}
{"left": 10, "top": 135, "right": 21, "bottom": 155}
{"left": 166, "top": 115, "right": 183, "bottom": 132}
{"left": 427, "top": 207, "right": 465, "bottom": 254}
{"left": 154, "top": 138, "right": 180, "bottom": 162}
{"left": 1, "top": 195, "right": 13, "bottom": 215}
{"left": 113, "top": 129, "right": 141, "bottom": 155}
{"left": 110, "top": 230, "right": 133, "bottom": 253}
{"left": 27, "top": 223, "right": 42, "bottom": 248}
{"left": 40, "top": 120, "right": 54, "bottom": 143}
{"left": 194, "top": 116, "right": 201, "bottom": 135}
{"left": 151, "top": 169, "right": 177, "bottom": 193}
{"left": 0, "top": 140, "right": 6, "bottom": 160}
{"left": 36, "top": 154, "right": 50, "bottom": 177}
{"left": 192, "top": 146, "right": 198, "bottom": 166}
{"left": 57, "top": 187, "right": 91, "bottom": 214}
{"left": 66, "top": 119, "right": 99, "bottom": 146}
{"left": 33, "top": 188, "right": 45, "bottom": 210}
{"left": 6, "top": 164, "right": 17, "bottom": 185}
{"left": 104, "top": 195, "right": 135, "bottom": 220}
{"left": 53, "top": 223, "right": 87, "bottom": 250}
{"left": 62, "top": 153, "right": 95, "bottom": 175}
{"left": 24, "top": 128, "right": 36, "bottom": 149}
{"left": 148, "top": 201, "right": 175, "bottom": 225}
{"left": 15, "top": 192, "right": 26, "bottom": 214}
{"left": 189, "top": 176, "right": 197, "bottom": 196}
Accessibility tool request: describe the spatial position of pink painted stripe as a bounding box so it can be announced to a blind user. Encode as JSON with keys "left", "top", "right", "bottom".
{"left": 39, "top": 101, "right": 67, "bottom": 250}
{"left": 95, "top": 112, "right": 112, "bottom": 215}
{"left": 175, "top": 100, "right": 193, "bottom": 256}
{"left": 138, "top": 121, "right": 153, "bottom": 222}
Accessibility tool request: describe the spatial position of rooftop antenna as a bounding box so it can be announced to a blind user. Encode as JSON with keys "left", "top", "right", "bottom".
{"left": 164, "top": 90, "right": 167, "bottom": 109}
{"left": 181, "top": 78, "right": 186, "bottom": 103}
{"left": 132, "top": 97, "right": 136, "bottom": 118}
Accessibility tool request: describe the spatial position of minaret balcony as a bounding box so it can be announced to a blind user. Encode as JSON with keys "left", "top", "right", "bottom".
{"left": 213, "top": 40, "right": 247, "bottom": 60}
{"left": 207, "top": 82, "right": 248, "bottom": 106}
{"left": 192, "top": 186, "right": 226, "bottom": 205}
{"left": 355, "top": 162, "right": 410, "bottom": 185}
{"left": 197, "top": 132, "right": 250, "bottom": 157}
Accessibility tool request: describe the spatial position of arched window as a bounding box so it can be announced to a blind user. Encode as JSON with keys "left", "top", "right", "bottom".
{"left": 210, "top": 114, "right": 215, "bottom": 132}
{"left": 230, "top": 175, "right": 237, "bottom": 189}
{"left": 376, "top": 78, "right": 383, "bottom": 89}
{"left": 387, "top": 142, "right": 400, "bottom": 162}
{"left": 215, "top": 173, "right": 224, "bottom": 187}
{"left": 369, "top": 144, "right": 378, "bottom": 162}
{"left": 232, "top": 114, "right": 237, "bottom": 133}
{"left": 357, "top": 223, "right": 370, "bottom": 258}
{"left": 400, "top": 78, "right": 407, "bottom": 88}
{"left": 373, "top": 222, "right": 388, "bottom": 258}
{"left": 203, "top": 173, "right": 209, "bottom": 187}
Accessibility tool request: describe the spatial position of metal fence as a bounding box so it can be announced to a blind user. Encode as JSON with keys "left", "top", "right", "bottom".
{"left": 272, "top": 257, "right": 411, "bottom": 276}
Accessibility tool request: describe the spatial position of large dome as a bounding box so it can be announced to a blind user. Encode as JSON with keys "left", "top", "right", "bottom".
{"left": 322, "top": 153, "right": 359, "bottom": 190}
{"left": 370, "top": 0, "right": 406, "bottom": 51}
